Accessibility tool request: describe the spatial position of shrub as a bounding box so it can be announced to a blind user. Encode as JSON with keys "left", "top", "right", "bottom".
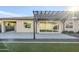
{"left": 68, "top": 31, "right": 74, "bottom": 33}
{"left": 62, "top": 31, "right": 74, "bottom": 33}
{"left": 62, "top": 31, "right": 68, "bottom": 33}
{"left": 40, "top": 30, "right": 52, "bottom": 32}
{"left": 76, "top": 31, "right": 79, "bottom": 33}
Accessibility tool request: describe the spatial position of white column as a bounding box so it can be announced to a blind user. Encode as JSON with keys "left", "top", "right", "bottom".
{"left": 37, "top": 21, "right": 39, "bottom": 33}
{"left": 58, "top": 21, "right": 63, "bottom": 33}
{"left": 1, "top": 21, "right": 5, "bottom": 33}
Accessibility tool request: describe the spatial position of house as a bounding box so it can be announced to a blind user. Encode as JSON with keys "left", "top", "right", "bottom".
{"left": 0, "top": 11, "right": 79, "bottom": 33}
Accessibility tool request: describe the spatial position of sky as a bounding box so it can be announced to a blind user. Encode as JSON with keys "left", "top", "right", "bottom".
{"left": 0, "top": 6, "right": 67, "bottom": 16}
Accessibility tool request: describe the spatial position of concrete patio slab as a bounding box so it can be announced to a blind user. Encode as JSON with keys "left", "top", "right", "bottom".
{"left": 36, "top": 33, "right": 78, "bottom": 39}
{"left": 0, "top": 31, "right": 78, "bottom": 39}
{"left": 0, "top": 32, "right": 33, "bottom": 39}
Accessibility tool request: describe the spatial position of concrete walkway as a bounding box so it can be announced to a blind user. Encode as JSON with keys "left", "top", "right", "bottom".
{"left": 0, "top": 31, "right": 78, "bottom": 39}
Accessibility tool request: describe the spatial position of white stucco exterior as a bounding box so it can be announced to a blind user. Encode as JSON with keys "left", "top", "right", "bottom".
{"left": 0, "top": 18, "right": 79, "bottom": 33}
{"left": 64, "top": 19, "right": 79, "bottom": 32}
{"left": 16, "top": 20, "right": 33, "bottom": 32}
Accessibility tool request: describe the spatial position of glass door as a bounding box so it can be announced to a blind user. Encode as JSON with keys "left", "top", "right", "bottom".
{"left": 4, "top": 21, "right": 16, "bottom": 32}
{"left": 39, "top": 21, "right": 59, "bottom": 32}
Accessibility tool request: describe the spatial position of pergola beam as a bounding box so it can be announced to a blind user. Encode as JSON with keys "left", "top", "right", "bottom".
{"left": 33, "top": 11, "right": 79, "bottom": 21}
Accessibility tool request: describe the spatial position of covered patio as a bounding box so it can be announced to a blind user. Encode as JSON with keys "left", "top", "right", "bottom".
{"left": 33, "top": 11, "right": 70, "bottom": 39}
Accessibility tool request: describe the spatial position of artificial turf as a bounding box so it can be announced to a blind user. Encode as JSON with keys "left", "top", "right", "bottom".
{"left": 0, "top": 43, "right": 79, "bottom": 52}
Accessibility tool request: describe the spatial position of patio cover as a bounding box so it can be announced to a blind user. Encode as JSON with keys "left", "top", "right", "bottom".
{"left": 33, "top": 11, "right": 79, "bottom": 21}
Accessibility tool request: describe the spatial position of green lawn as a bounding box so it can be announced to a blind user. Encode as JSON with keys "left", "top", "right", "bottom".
{"left": 1, "top": 43, "right": 79, "bottom": 52}
{"left": 0, "top": 43, "right": 8, "bottom": 52}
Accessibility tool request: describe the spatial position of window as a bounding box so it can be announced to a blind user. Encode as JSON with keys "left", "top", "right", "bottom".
{"left": 66, "top": 22, "right": 73, "bottom": 28}
{"left": 24, "top": 22, "right": 31, "bottom": 28}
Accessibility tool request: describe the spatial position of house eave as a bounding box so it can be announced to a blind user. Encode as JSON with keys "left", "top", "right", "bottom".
{"left": 0, "top": 16, "right": 34, "bottom": 20}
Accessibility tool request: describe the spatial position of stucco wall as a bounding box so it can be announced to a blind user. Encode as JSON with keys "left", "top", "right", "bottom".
{"left": 64, "top": 20, "right": 74, "bottom": 31}
{"left": 64, "top": 19, "right": 79, "bottom": 32}
{"left": 75, "top": 20, "right": 79, "bottom": 32}
{"left": 2, "top": 19, "right": 79, "bottom": 33}
{"left": 16, "top": 20, "right": 33, "bottom": 32}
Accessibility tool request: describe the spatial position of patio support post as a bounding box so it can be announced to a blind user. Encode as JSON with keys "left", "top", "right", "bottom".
{"left": 1, "top": 21, "right": 5, "bottom": 33}
{"left": 62, "top": 19, "right": 65, "bottom": 32}
{"left": 36, "top": 21, "right": 37, "bottom": 34}
{"left": 33, "top": 18, "right": 36, "bottom": 39}
{"left": 63, "top": 21, "right": 65, "bottom": 31}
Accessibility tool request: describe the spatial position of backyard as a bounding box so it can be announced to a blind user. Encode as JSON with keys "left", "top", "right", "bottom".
{"left": 0, "top": 31, "right": 79, "bottom": 52}
{"left": 0, "top": 41, "right": 79, "bottom": 52}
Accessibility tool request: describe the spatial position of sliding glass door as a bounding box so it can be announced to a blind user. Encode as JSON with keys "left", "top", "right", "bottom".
{"left": 4, "top": 21, "right": 16, "bottom": 32}
{"left": 39, "top": 21, "right": 59, "bottom": 32}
